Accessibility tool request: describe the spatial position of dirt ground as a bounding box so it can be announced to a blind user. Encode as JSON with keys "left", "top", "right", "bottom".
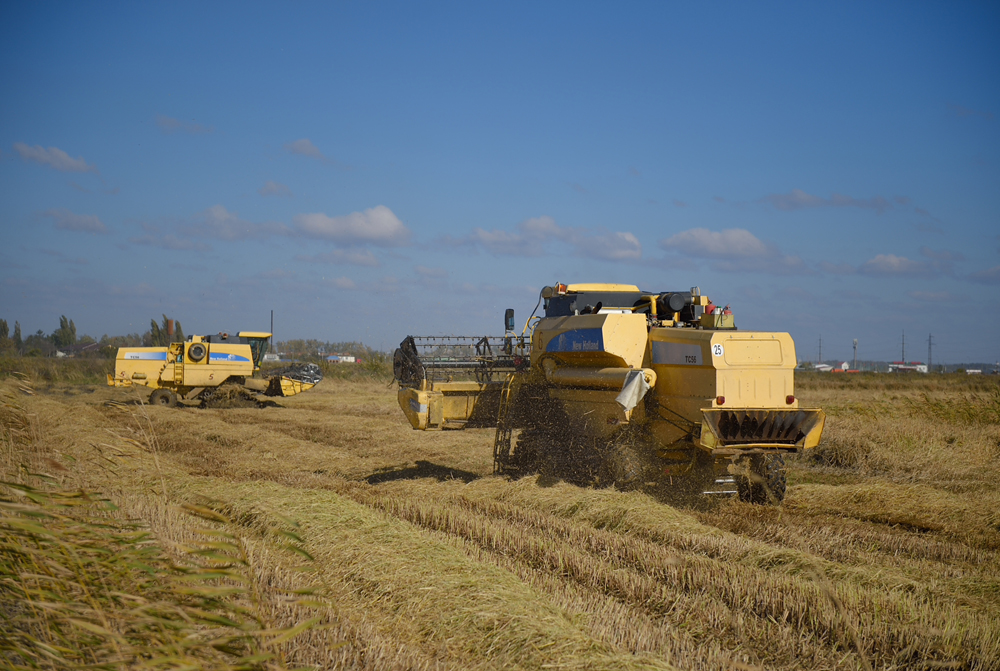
{"left": 5, "top": 374, "right": 1000, "bottom": 670}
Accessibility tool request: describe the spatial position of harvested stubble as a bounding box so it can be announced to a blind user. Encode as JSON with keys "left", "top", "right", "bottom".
{"left": 1, "top": 372, "right": 998, "bottom": 670}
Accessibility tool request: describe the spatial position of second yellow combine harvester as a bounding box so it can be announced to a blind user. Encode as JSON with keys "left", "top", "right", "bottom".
{"left": 108, "top": 331, "right": 321, "bottom": 406}
{"left": 394, "top": 283, "right": 825, "bottom": 504}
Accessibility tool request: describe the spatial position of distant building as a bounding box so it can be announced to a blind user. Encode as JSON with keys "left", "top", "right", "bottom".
{"left": 55, "top": 342, "right": 101, "bottom": 358}
{"left": 888, "top": 361, "right": 928, "bottom": 373}
{"left": 262, "top": 353, "right": 281, "bottom": 363}
{"left": 327, "top": 354, "right": 357, "bottom": 363}
{"left": 966, "top": 369, "right": 982, "bottom": 375}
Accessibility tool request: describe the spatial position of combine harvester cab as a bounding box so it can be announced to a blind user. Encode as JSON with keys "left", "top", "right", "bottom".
{"left": 108, "top": 331, "right": 321, "bottom": 407}
{"left": 394, "top": 284, "right": 824, "bottom": 504}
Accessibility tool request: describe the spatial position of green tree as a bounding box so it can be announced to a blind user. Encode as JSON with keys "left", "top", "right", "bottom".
{"left": 25, "top": 329, "right": 54, "bottom": 357}
{"left": 148, "top": 315, "right": 184, "bottom": 346}
{"left": 149, "top": 315, "right": 185, "bottom": 346}
{"left": 52, "top": 316, "right": 77, "bottom": 349}
{"left": 149, "top": 319, "right": 164, "bottom": 346}
{"left": 14, "top": 321, "right": 22, "bottom": 351}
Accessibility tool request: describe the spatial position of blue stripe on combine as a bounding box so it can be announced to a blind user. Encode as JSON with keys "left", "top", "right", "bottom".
{"left": 546, "top": 328, "right": 605, "bottom": 353}
{"left": 208, "top": 352, "right": 251, "bottom": 362}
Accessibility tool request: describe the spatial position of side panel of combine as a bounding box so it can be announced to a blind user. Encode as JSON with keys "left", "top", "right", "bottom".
{"left": 180, "top": 343, "right": 254, "bottom": 387}
{"left": 112, "top": 348, "right": 170, "bottom": 388}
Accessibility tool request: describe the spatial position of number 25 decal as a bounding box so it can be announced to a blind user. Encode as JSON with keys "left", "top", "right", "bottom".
{"left": 712, "top": 344, "right": 724, "bottom": 357}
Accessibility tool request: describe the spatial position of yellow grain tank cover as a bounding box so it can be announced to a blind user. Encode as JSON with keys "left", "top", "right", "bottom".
{"left": 533, "top": 312, "right": 648, "bottom": 369}
{"left": 237, "top": 331, "right": 272, "bottom": 338}
{"left": 564, "top": 283, "right": 640, "bottom": 293}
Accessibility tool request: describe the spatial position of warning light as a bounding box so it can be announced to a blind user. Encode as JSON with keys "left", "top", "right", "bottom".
{"left": 716, "top": 396, "right": 725, "bottom": 405}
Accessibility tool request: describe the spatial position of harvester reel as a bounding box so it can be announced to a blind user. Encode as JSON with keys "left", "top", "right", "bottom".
{"left": 393, "top": 337, "right": 424, "bottom": 385}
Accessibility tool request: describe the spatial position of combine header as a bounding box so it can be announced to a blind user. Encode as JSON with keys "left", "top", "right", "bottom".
{"left": 394, "top": 284, "right": 825, "bottom": 504}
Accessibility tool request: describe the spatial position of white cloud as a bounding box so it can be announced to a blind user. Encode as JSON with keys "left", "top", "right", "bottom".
{"left": 919, "top": 246, "right": 964, "bottom": 262}
{"left": 760, "top": 189, "right": 891, "bottom": 214}
{"left": 292, "top": 206, "right": 410, "bottom": 246}
{"left": 296, "top": 249, "right": 379, "bottom": 266}
{"left": 949, "top": 103, "right": 994, "bottom": 121}
{"left": 659, "top": 227, "right": 806, "bottom": 274}
{"left": 660, "top": 228, "right": 769, "bottom": 259}
{"left": 256, "top": 268, "right": 295, "bottom": 280}
{"left": 468, "top": 227, "right": 542, "bottom": 256}
{"left": 969, "top": 265, "right": 1000, "bottom": 285}
{"left": 415, "top": 265, "right": 448, "bottom": 279}
{"left": 42, "top": 208, "right": 108, "bottom": 234}
{"left": 858, "top": 254, "right": 934, "bottom": 277}
{"left": 15, "top": 143, "right": 97, "bottom": 173}
{"left": 284, "top": 138, "right": 325, "bottom": 160}
{"left": 258, "top": 180, "right": 292, "bottom": 197}
{"left": 325, "top": 277, "right": 356, "bottom": 289}
{"left": 457, "top": 215, "right": 641, "bottom": 261}
{"left": 129, "top": 229, "right": 210, "bottom": 251}
{"left": 907, "top": 291, "right": 952, "bottom": 301}
{"left": 156, "top": 115, "right": 212, "bottom": 134}
{"left": 372, "top": 276, "right": 402, "bottom": 294}
{"left": 819, "top": 261, "right": 856, "bottom": 275}
{"left": 573, "top": 231, "right": 642, "bottom": 261}
{"left": 39, "top": 248, "right": 88, "bottom": 265}
{"left": 187, "top": 205, "right": 290, "bottom": 240}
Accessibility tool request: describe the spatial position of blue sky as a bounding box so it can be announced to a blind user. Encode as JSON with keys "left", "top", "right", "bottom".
{"left": 1, "top": 2, "right": 998, "bottom": 363}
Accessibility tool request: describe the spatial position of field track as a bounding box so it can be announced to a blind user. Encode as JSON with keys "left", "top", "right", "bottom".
{"left": 3, "top": 372, "right": 999, "bottom": 670}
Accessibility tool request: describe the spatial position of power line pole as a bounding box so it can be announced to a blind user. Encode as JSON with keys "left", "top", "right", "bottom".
{"left": 901, "top": 330, "right": 905, "bottom": 363}
{"left": 818, "top": 335, "right": 822, "bottom": 364}
{"left": 853, "top": 339, "right": 858, "bottom": 371}
{"left": 928, "top": 333, "right": 933, "bottom": 372}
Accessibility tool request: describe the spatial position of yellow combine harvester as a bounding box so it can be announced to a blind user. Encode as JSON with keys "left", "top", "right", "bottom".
{"left": 108, "top": 331, "right": 321, "bottom": 406}
{"left": 393, "top": 283, "right": 825, "bottom": 504}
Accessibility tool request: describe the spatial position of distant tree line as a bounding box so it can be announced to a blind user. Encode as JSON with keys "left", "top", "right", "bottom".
{"left": 0, "top": 315, "right": 387, "bottom": 362}
{"left": 0, "top": 314, "right": 184, "bottom": 358}
{"left": 275, "top": 339, "right": 382, "bottom": 361}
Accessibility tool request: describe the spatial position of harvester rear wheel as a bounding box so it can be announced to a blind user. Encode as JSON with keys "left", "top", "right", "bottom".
{"left": 735, "top": 454, "right": 786, "bottom": 504}
{"left": 149, "top": 389, "right": 178, "bottom": 407}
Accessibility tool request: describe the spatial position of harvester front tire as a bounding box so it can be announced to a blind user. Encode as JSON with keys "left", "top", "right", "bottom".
{"left": 149, "top": 389, "right": 178, "bottom": 408}
{"left": 736, "top": 454, "right": 786, "bottom": 504}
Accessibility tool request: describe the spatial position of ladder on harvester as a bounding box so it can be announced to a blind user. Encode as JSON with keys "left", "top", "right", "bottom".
{"left": 492, "top": 372, "right": 521, "bottom": 474}
{"left": 171, "top": 343, "right": 184, "bottom": 385}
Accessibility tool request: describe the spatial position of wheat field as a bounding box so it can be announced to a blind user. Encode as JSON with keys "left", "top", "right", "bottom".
{"left": 2, "top": 368, "right": 999, "bottom": 670}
